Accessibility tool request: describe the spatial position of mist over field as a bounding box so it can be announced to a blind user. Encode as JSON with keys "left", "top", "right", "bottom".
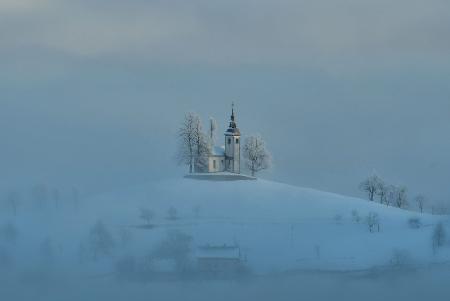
{"left": 1, "top": 0, "right": 450, "bottom": 300}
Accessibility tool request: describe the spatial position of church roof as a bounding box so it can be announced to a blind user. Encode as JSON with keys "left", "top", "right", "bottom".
{"left": 210, "top": 146, "right": 225, "bottom": 156}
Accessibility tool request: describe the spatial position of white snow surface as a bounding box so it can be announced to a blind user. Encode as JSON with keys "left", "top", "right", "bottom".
{"left": 6, "top": 177, "right": 448, "bottom": 275}
{"left": 86, "top": 177, "right": 446, "bottom": 273}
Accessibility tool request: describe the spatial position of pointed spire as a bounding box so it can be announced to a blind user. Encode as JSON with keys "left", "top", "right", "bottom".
{"left": 231, "top": 102, "right": 235, "bottom": 122}
{"left": 229, "top": 102, "right": 237, "bottom": 128}
{"left": 226, "top": 102, "right": 240, "bottom": 135}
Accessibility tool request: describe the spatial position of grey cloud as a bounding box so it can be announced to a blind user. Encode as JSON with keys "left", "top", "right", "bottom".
{"left": 1, "top": 0, "right": 450, "bottom": 66}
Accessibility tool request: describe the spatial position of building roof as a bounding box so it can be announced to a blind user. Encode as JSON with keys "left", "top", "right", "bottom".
{"left": 210, "top": 146, "right": 225, "bottom": 156}
{"left": 196, "top": 244, "right": 241, "bottom": 260}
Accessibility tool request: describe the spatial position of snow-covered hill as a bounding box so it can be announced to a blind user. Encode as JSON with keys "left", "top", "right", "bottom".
{"left": 3, "top": 177, "right": 447, "bottom": 277}
{"left": 83, "top": 177, "right": 444, "bottom": 273}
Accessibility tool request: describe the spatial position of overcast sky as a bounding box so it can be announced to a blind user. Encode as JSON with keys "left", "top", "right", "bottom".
{"left": 1, "top": 0, "right": 450, "bottom": 202}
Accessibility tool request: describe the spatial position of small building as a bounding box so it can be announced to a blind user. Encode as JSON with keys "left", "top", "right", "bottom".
{"left": 196, "top": 244, "right": 245, "bottom": 276}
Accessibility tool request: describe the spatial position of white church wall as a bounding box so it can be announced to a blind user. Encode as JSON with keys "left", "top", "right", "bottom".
{"left": 208, "top": 156, "right": 225, "bottom": 173}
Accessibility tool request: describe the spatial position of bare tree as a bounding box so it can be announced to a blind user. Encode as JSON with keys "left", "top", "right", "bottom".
{"left": 432, "top": 222, "right": 446, "bottom": 253}
{"left": 243, "top": 135, "right": 272, "bottom": 177}
{"left": 376, "top": 180, "right": 388, "bottom": 204}
{"left": 88, "top": 220, "right": 115, "bottom": 260}
{"left": 393, "top": 186, "right": 408, "bottom": 209}
{"left": 193, "top": 116, "right": 210, "bottom": 172}
{"left": 415, "top": 195, "right": 426, "bottom": 213}
{"left": 385, "top": 185, "right": 398, "bottom": 207}
{"left": 178, "top": 113, "right": 197, "bottom": 173}
{"left": 359, "top": 174, "right": 383, "bottom": 201}
{"left": 139, "top": 208, "right": 155, "bottom": 225}
{"left": 366, "top": 212, "right": 380, "bottom": 233}
{"left": 178, "top": 112, "right": 209, "bottom": 173}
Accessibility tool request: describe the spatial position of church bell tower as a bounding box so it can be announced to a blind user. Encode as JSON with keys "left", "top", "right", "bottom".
{"left": 224, "top": 104, "right": 241, "bottom": 173}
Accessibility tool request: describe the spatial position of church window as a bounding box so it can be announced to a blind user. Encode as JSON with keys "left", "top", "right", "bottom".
{"left": 213, "top": 160, "right": 216, "bottom": 169}
{"left": 236, "top": 138, "right": 239, "bottom": 144}
{"left": 228, "top": 138, "right": 231, "bottom": 144}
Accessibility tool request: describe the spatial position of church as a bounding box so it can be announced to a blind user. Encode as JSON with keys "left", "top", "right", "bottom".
{"left": 204, "top": 106, "right": 241, "bottom": 174}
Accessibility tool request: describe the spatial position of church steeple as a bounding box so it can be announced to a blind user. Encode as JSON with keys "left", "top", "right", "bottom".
{"left": 224, "top": 103, "right": 241, "bottom": 173}
{"left": 227, "top": 103, "right": 240, "bottom": 134}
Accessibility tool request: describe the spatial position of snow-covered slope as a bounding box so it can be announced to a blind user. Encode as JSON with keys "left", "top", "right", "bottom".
{"left": 5, "top": 177, "right": 446, "bottom": 276}
{"left": 84, "top": 177, "right": 443, "bottom": 273}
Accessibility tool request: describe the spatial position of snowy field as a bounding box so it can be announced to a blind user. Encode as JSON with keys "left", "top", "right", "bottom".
{"left": 1, "top": 177, "right": 449, "bottom": 300}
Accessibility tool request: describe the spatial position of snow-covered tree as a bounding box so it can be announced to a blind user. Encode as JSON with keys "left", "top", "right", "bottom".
{"left": 375, "top": 180, "right": 388, "bottom": 204}
{"left": 359, "top": 174, "right": 383, "bottom": 201}
{"left": 385, "top": 185, "right": 398, "bottom": 207}
{"left": 415, "top": 194, "right": 426, "bottom": 213}
{"left": 243, "top": 135, "right": 272, "bottom": 176}
{"left": 178, "top": 112, "right": 209, "bottom": 173}
{"left": 178, "top": 113, "right": 198, "bottom": 173}
{"left": 393, "top": 186, "right": 408, "bottom": 209}
{"left": 366, "top": 212, "right": 380, "bottom": 233}
{"left": 193, "top": 116, "right": 210, "bottom": 172}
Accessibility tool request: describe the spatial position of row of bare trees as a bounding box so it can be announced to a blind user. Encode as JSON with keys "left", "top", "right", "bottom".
{"left": 359, "top": 174, "right": 447, "bottom": 214}
{"left": 359, "top": 174, "right": 429, "bottom": 212}
{"left": 359, "top": 174, "right": 409, "bottom": 208}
